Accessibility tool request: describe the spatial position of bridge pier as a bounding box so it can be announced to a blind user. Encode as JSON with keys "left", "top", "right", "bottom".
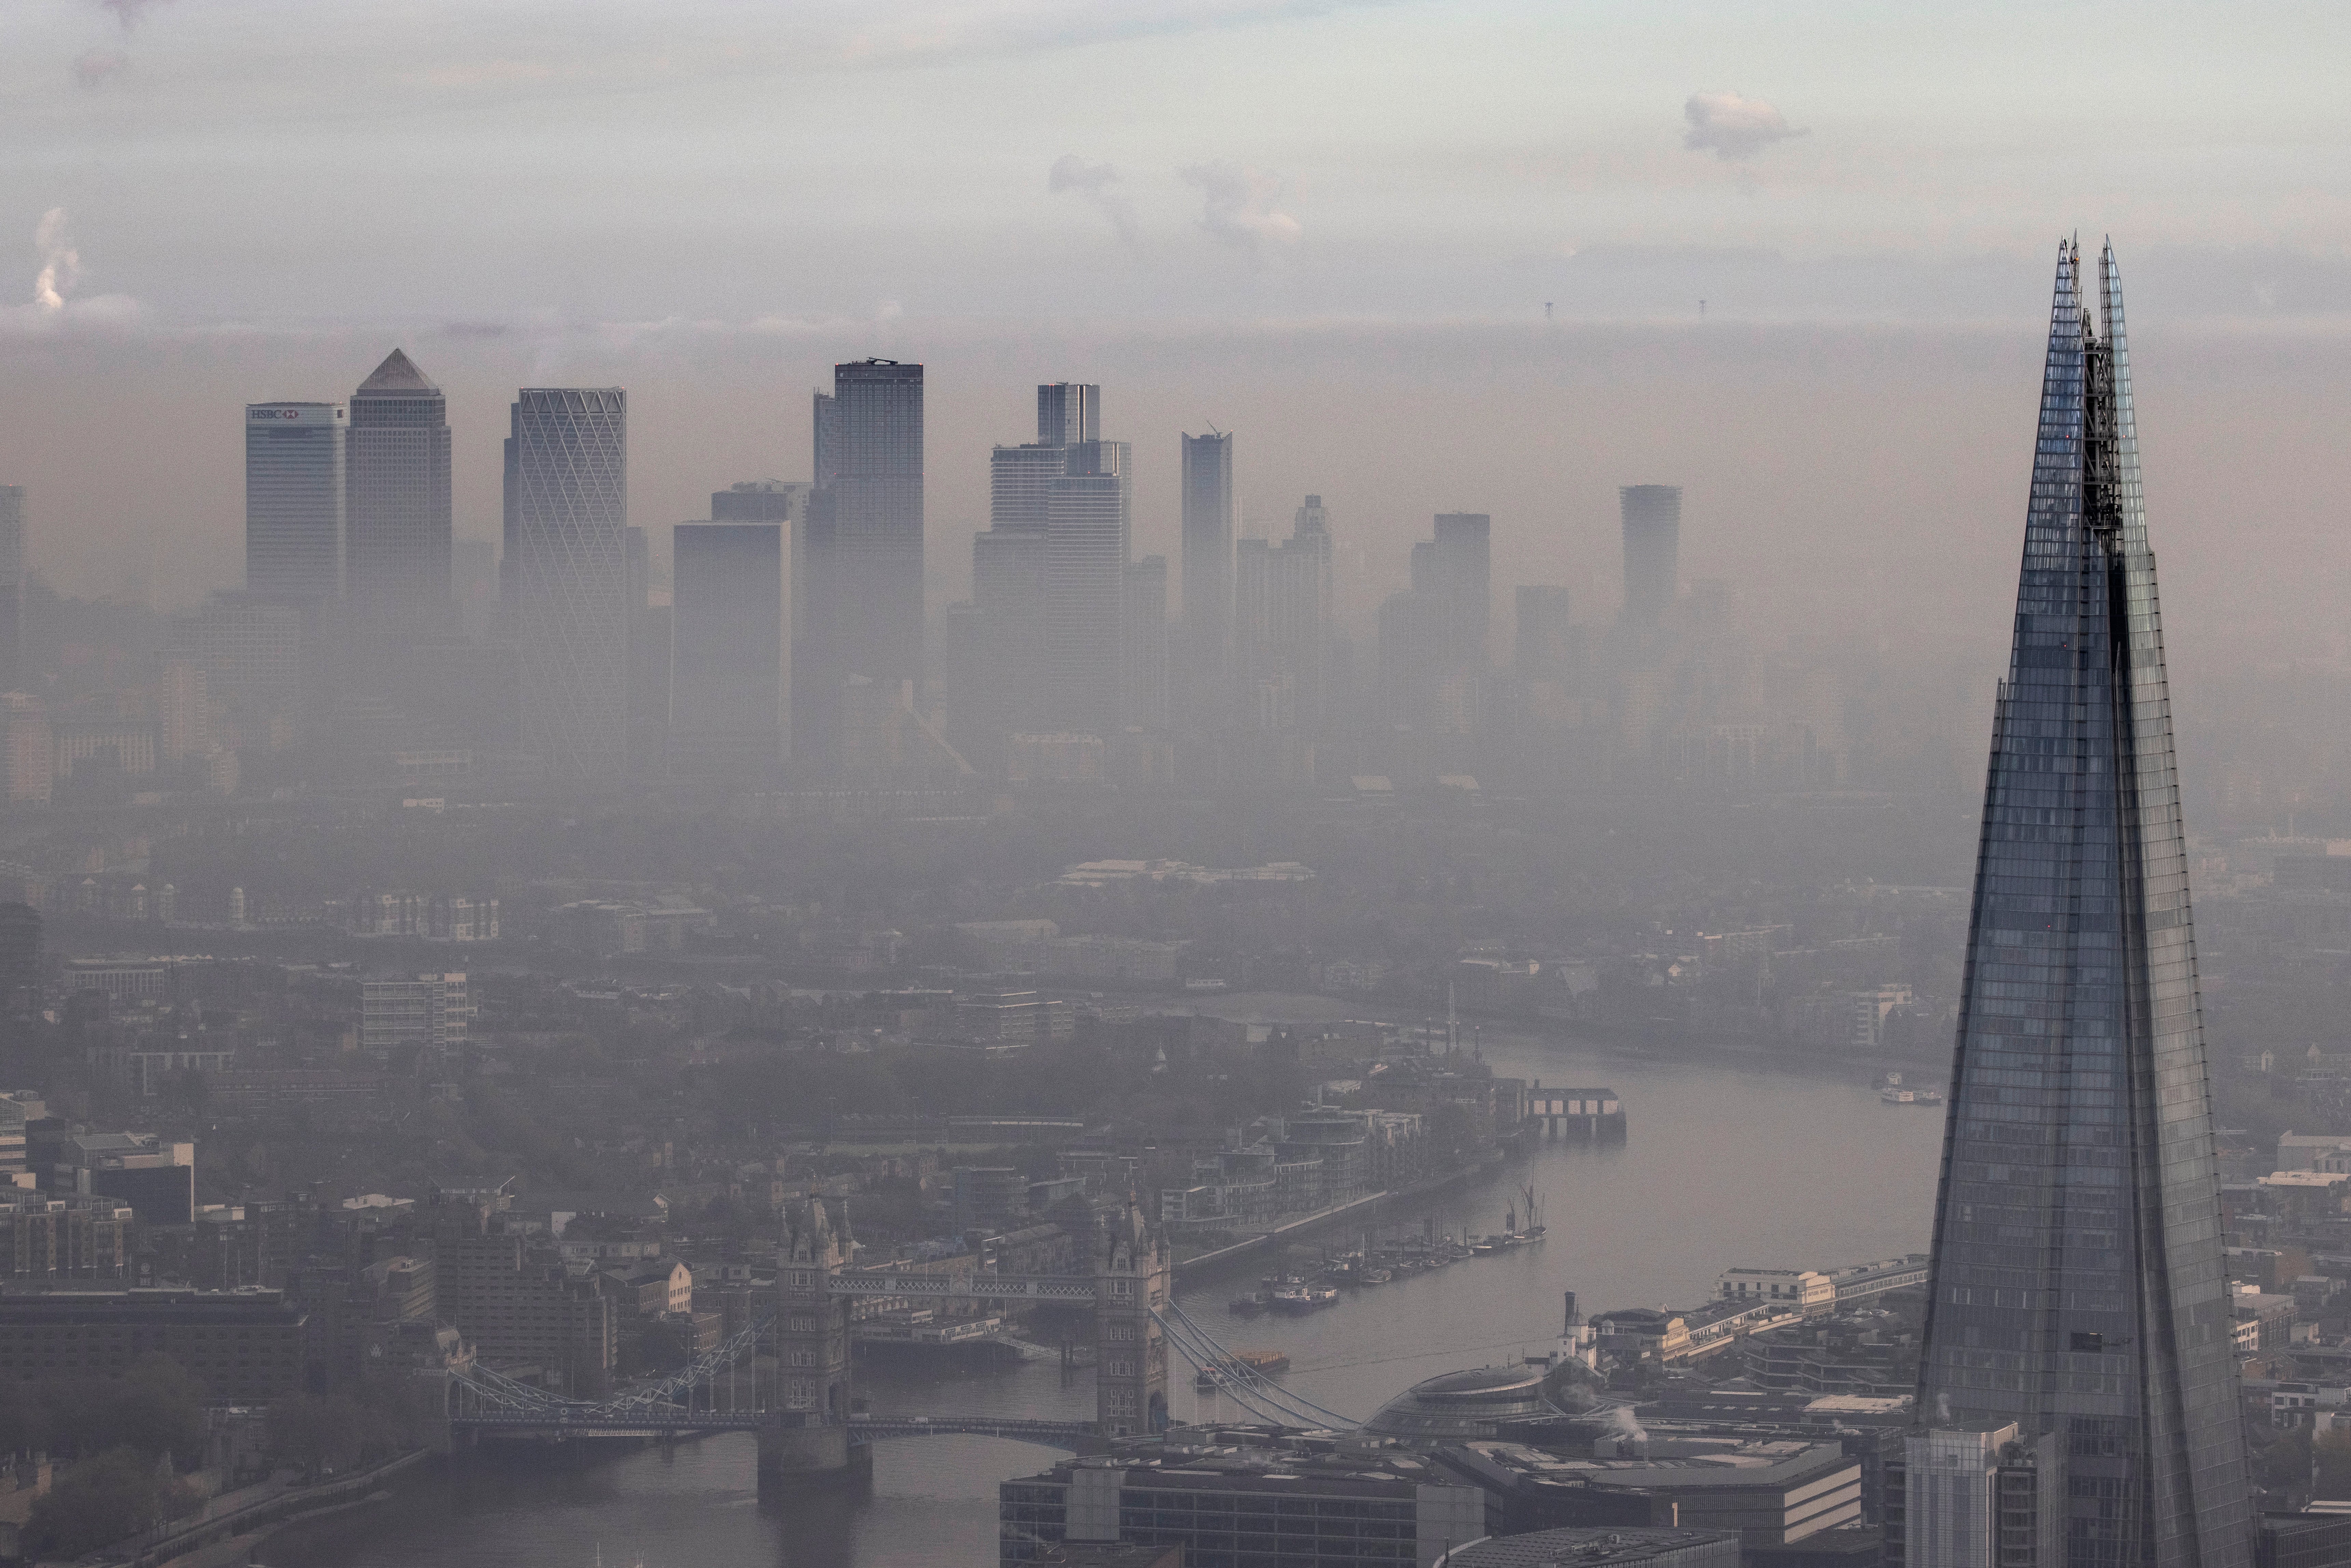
{"left": 756, "top": 1415, "right": 871, "bottom": 1494}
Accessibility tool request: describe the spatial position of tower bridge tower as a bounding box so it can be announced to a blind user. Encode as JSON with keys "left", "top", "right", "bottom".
{"left": 760, "top": 1197, "right": 869, "bottom": 1487}
{"left": 1094, "top": 1200, "right": 1169, "bottom": 1437}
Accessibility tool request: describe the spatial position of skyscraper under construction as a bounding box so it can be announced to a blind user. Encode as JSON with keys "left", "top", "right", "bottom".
{"left": 1910, "top": 242, "right": 2248, "bottom": 1568}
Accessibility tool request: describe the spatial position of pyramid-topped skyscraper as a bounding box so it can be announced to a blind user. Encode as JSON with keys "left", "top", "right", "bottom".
{"left": 347, "top": 346, "right": 452, "bottom": 641}
{"left": 1908, "top": 242, "right": 2250, "bottom": 1568}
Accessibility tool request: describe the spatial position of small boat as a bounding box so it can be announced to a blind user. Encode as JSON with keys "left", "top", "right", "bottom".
{"left": 1228, "top": 1292, "right": 1266, "bottom": 1315}
{"left": 1270, "top": 1288, "right": 1317, "bottom": 1315}
{"left": 1882, "top": 1087, "right": 1944, "bottom": 1105}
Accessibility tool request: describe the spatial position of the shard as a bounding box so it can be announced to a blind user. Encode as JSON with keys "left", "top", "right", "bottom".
{"left": 1916, "top": 242, "right": 2250, "bottom": 1568}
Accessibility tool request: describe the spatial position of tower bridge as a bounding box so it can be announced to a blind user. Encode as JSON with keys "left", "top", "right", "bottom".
{"left": 448, "top": 1196, "right": 1176, "bottom": 1490}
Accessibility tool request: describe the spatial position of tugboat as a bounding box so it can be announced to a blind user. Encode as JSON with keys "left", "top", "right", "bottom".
{"left": 1228, "top": 1291, "right": 1267, "bottom": 1315}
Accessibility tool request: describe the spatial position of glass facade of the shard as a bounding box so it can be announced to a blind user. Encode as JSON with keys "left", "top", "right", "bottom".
{"left": 1917, "top": 243, "right": 2249, "bottom": 1568}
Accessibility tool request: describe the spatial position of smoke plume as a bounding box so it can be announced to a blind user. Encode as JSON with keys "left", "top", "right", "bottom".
{"left": 1682, "top": 91, "right": 1805, "bottom": 160}
{"left": 1048, "top": 155, "right": 1139, "bottom": 245}
{"left": 1181, "top": 161, "right": 1301, "bottom": 252}
{"left": 34, "top": 209, "right": 79, "bottom": 313}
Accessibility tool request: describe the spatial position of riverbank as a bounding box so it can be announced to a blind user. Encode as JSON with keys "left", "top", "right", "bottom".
{"left": 108, "top": 1450, "right": 432, "bottom": 1568}
{"left": 1172, "top": 1150, "right": 1513, "bottom": 1283}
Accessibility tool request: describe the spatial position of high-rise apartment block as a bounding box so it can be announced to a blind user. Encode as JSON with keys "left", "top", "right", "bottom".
{"left": 245, "top": 401, "right": 346, "bottom": 600}
{"left": 1179, "top": 432, "right": 1235, "bottom": 726}
{"left": 507, "top": 388, "right": 629, "bottom": 782}
{"left": 670, "top": 523, "right": 782, "bottom": 780}
{"left": 345, "top": 349, "right": 452, "bottom": 641}
{"left": 1913, "top": 242, "right": 2250, "bottom": 1568}
{"left": 1619, "top": 485, "right": 1681, "bottom": 627}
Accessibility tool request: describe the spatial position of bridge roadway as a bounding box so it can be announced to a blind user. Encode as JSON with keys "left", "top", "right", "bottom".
{"left": 452, "top": 1411, "right": 1097, "bottom": 1448}
{"left": 826, "top": 1271, "right": 1098, "bottom": 1304}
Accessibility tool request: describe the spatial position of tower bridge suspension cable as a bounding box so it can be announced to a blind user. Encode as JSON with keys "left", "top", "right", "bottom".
{"left": 1152, "top": 1303, "right": 1358, "bottom": 1429}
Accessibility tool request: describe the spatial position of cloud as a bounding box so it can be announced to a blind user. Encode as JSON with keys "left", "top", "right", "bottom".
{"left": 34, "top": 209, "right": 79, "bottom": 313}
{"left": 73, "top": 49, "right": 128, "bottom": 88}
{"left": 1181, "top": 162, "right": 1301, "bottom": 253}
{"left": 1682, "top": 91, "right": 1805, "bottom": 161}
{"left": 1049, "top": 154, "right": 1140, "bottom": 245}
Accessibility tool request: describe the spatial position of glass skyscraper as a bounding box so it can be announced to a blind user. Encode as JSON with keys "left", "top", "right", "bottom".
{"left": 670, "top": 522, "right": 782, "bottom": 781}
{"left": 1914, "top": 241, "right": 2248, "bottom": 1568}
{"left": 507, "top": 387, "right": 628, "bottom": 782}
{"left": 1179, "top": 430, "right": 1234, "bottom": 726}
{"left": 1618, "top": 484, "right": 1680, "bottom": 628}
{"left": 245, "top": 400, "right": 346, "bottom": 600}
{"left": 346, "top": 348, "right": 452, "bottom": 641}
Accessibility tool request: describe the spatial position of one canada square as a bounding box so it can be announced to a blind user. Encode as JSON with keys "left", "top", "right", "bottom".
{"left": 1912, "top": 243, "right": 2247, "bottom": 1568}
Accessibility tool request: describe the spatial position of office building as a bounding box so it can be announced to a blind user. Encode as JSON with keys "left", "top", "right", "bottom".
{"left": 1430, "top": 513, "right": 1492, "bottom": 670}
{"left": 360, "top": 972, "right": 471, "bottom": 1055}
{"left": 1045, "top": 440, "right": 1131, "bottom": 733}
{"left": 0, "top": 486, "right": 24, "bottom": 693}
{"left": 970, "top": 439, "right": 1068, "bottom": 747}
{"left": 795, "top": 361, "right": 923, "bottom": 770}
{"left": 0, "top": 903, "right": 36, "bottom": 1016}
{"left": 1619, "top": 485, "right": 1680, "bottom": 627}
{"left": 0, "top": 1289, "right": 304, "bottom": 1404}
{"left": 1180, "top": 431, "right": 1235, "bottom": 725}
{"left": 1913, "top": 242, "right": 2250, "bottom": 1568}
{"left": 712, "top": 482, "right": 808, "bottom": 698}
{"left": 1001, "top": 1444, "right": 1488, "bottom": 1567}
{"left": 507, "top": 388, "right": 629, "bottom": 781}
{"left": 1038, "top": 383, "right": 1102, "bottom": 448}
{"left": 1234, "top": 523, "right": 1331, "bottom": 736}
{"left": 1891, "top": 1424, "right": 2063, "bottom": 1568}
{"left": 245, "top": 400, "right": 347, "bottom": 600}
{"left": 671, "top": 523, "right": 783, "bottom": 779}
{"left": 0, "top": 1193, "right": 132, "bottom": 1281}
{"left": 174, "top": 593, "right": 304, "bottom": 739}
{"left": 345, "top": 348, "right": 452, "bottom": 640}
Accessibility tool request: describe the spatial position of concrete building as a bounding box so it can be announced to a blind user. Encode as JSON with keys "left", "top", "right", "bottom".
{"left": 245, "top": 401, "right": 346, "bottom": 600}
{"left": 508, "top": 387, "right": 629, "bottom": 782}
{"left": 0, "top": 1194, "right": 131, "bottom": 1280}
{"left": 0, "top": 1289, "right": 306, "bottom": 1404}
{"left": 1889, "top": 1423, "right": 2063, "bottom": 1568}
{"left": 360, "top": 972, "right": 471, "bottom": 1055}
{"left": 1434, "top": 1527, "right": 1741, "bottom": 1568}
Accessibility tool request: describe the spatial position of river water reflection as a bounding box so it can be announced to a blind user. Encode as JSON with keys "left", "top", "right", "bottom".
{"left": 263, "top": 1029, "right": 1947, "bottom": 1568}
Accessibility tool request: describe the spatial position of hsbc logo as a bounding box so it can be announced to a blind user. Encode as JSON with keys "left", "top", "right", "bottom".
{"left": 249, "top": 408, "right": 304, "bottom": 420}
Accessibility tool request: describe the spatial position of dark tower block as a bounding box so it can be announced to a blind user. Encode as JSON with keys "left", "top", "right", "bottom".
{"left": 1913, "top": 241, "right": 2249, "bottom": 1568}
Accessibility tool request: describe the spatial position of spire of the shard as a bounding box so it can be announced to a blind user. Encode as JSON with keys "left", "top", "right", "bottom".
{"left": 1910, "top": 238, "right": 2250, "bottom": 1568}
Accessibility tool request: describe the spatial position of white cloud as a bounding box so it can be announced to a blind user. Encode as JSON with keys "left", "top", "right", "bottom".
{"left": 1181, "top": 161, "right": 1301, "bottom": 253}
{"left": 1049, "top": 154, "right": 1140, "bottom": 245}
{"left": 1682, "top": 91, "right": 1805, "bottom": 161}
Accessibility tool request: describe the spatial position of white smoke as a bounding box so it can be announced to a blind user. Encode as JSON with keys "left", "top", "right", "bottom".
{"left": 1604, "top": 1405, "right": 1648, "bottom": 1446}
{"left": 1682, "top": 91, "right": 1805, "bottom": 161}
{"left": 34, "top": 209, "right": 78, "bottom": 312}
{"left": 1181, "top": 161, "right": 1302, "bottom": 253}
{"left": 1048, "top": 155, "right": 1139, "bottom": 245}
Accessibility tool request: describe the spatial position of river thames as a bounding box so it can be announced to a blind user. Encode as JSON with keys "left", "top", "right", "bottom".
{"left": 260, "top": 1022, "right": 1947, "bottom": 1568}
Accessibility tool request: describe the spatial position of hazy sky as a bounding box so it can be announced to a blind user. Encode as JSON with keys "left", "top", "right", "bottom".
{"left": 2, "top": 0, "right": 2348, "bottom": 680}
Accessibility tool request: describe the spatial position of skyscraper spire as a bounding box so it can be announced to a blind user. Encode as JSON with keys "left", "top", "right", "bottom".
{"left": 1911, "top": 241, "right": 2250, "bottom": 1568}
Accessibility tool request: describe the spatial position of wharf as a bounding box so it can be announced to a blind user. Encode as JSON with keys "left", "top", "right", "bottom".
{"left": 1172, "top": 1151, "right": 1510, "bottom": 1282}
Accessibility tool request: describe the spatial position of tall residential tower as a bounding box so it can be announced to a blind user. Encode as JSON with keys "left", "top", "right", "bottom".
{"left": 1911, "top": 242, "right": 2249, "bottom": 1568}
